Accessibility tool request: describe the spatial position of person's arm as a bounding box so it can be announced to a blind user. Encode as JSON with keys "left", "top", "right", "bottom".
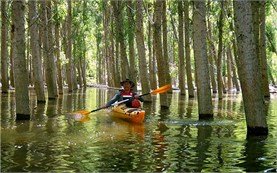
{"left": 106, "top": 93, "right": 121, "bottom": 107}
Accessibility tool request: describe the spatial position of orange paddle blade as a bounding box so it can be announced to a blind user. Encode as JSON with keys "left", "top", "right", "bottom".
{"left": 151, "top": 84, "right": 171, "bottom": 94}
{"left": 74, "top": 110, "right": 91, "bottom": 115}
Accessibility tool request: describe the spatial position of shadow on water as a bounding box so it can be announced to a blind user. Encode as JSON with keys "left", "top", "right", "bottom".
{"left": 1, "top": 88, "right": 277, "bottom": 172}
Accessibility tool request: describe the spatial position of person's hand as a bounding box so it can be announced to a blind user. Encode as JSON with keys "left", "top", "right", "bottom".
{"left": 134, "top": 95, "right": 140, "bottom": 99}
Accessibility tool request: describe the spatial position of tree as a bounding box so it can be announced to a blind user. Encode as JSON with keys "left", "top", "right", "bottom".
{"left": 177, "top": 0, "right": 186, "bottom": 95}
{"left": 217, "top": 1, "right": 224, "bottom": 99}
{"left": 184, "top": 0, "right": 194, "bottom": 98}
{"left": 1, "top": 0, "right": 9, "bottom": 93}
{"left": 233, "top": 0, "right": 268, "bottom": 136}
{"left": 28, "top": 0, "right": 46, "bottom": 102}
{"left": 192, "top": 0, "right": 213, "bottom": 118}
{"left": 153, "top": 0, "right": 169, "bottom": 108}
{"left": 12, "top": 0, "right": 30, "bottom": 119}
{"left": 135, "top": 0, "right": 151, "bottom": 101}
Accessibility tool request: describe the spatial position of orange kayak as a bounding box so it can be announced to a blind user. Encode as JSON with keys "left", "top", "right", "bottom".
{"left": 111, "top": 104, "right": 145, "bottom": 124}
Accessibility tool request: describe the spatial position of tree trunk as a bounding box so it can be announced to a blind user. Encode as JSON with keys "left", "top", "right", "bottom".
{"left": 192, "top": 0, "right": 213, "bottom": 118}
{"left": 10, "top": 20, "right": 15, "bottom": 88}
{"left": 147, "top": 3, "right": 157, "bottom": 90}
{"left": 233, "top": 0, "right": 268, "bottom": 136}
{"left": 127, "top": 1, "right": 138, "bottom": 91}
{"left": 217, "top": 1, "right": 224, "bottom": 99}
{"left": 45, "top": 0, "right": 58, "bottom": 98}
{"left": 66, "top": 0, "right": 73, "bottom": 92}
{"left": 1, "top": 0, "right": 9, "bottom": 93}
{"left": 259, "top": 1, "right": 270, "bottom": 98}
{"left": 226, "top": 46, "right": 233, "bottom": 92}
{"left": 12, "top": 0, "right": 30, "bottom": 119}
{"left": 28, "top": 0, "right": 46, "bottom": 102}
{"left": 153, "top": 0, "right": 169, "bottom": 108}
{"left": 229, "top": 45, "right": 240, "bottom": 92}
{"left": 162, "top": 0, "right": 172, "bottom": 86}
{"left": 177, "top": 1, "right": 186, "bottom": 95}
{"left": 112, "top": 1, "right": 130, "bottom": 80}
{"left": 135, "top": 0, "right": 151, "bottom": 101}
{"left": 184, "top": 1, "right": 194, "bottom": 98}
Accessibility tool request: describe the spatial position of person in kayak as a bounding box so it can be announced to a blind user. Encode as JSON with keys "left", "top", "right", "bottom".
{"left": 105, "top": 79, "right": 144, "bottom": 108}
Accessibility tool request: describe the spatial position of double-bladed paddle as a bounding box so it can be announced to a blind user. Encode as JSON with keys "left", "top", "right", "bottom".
{"left": 73, "top": 84, "right": 172, "bottom": 116}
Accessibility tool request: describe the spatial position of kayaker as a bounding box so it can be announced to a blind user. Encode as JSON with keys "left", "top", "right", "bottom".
{"left": 104, "top": 79, "right": 144, "bottom": 108}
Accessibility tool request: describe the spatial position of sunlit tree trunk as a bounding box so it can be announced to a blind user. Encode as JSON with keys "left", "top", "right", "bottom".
{"left": 1, "top": 0, "right": 9, "bottom": 93}
{"left": 229, "top": 45, "right": 240, "bottom": 92}
{"left": 12, "top": 0, "right": 30, "bottom": 119}
{"left": 162, "top": 0, "right": 171, "bottom": 86}
{"left": 226, "top": 47, "right": 233, "bottom": 92}
{"left": 28, "top": 0, "right": 46, "bottom": 102}
{"left": 233, "top": 0, "right": 268, "bottom": 136}
{"left": 147, "top": 3, "right": 157, "bottom": 90}
{"left": 135, "top": 0, "right": 151, "bottom": 101}
{"left": 66, "top": 0, "right": 73, "bottom": 92}
{"left": 259, "top": 1, "right": 270, "bottom": 99}
{"left": 81, "top": 38, "right": 87, "bottom": 87}
{"left": 177, "top": 1, "right": 186, "bottom": 95}
{"left": 153, "top": 0, "right": 169, "bottom": 108}
{"left": 192, "top": 0, "right": 213, "bottom": 118}
{"left": 184, "top": 0, "right": 194, "bottom": 98}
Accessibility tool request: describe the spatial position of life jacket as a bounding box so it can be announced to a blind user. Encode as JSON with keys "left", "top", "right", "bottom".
{"left": 120, "top": 90, "right": 141, "bottom": 108}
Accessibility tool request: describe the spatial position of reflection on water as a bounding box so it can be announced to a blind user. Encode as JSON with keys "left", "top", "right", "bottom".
{"left": 1, "top": 88, "right": 277, "bottom": 172}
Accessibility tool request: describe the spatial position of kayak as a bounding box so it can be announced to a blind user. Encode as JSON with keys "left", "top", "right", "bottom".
{"left": 111, "top": 104, "right": 145, "bottom": 124}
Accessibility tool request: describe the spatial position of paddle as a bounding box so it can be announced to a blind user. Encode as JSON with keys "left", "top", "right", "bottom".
{"left": 73, "top": 84, "right": 172, "bottom": 116}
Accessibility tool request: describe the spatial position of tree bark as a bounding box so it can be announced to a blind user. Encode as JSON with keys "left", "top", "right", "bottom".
{"left": 66, "top": 0, "right": 73, "bottom": 92}
{"left": 135, "top": 0, "right": 151, "bottom": 101}
{"left": 184, "top": 0, "right": 194, "bottom": 98}
{"left": 177, "top": 1, "right": 186, "bottom": 95}
{"left": 217, "top": 1, "right": 224, "bottom": 99}
{"left": 1, "top": 0, "right": 9, "bottom": 93}
{"left": 192, "top": 0, "right": 213, "bottom": 118}
{"left": 12, "top": 0, "right": 31, "bottom": 119}
{"left": 233, "top": 0, "right": 268, "bottom": 136}
{"left": 28, "top": 0, "right": 46, "bottom": 102}
{"left": 153, "top": 0, "right": 169, "bottom": 108}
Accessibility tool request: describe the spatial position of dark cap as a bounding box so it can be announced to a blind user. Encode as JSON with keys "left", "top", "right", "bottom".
{"left": 120, "top": 79, "right": 135, "bottom": 88}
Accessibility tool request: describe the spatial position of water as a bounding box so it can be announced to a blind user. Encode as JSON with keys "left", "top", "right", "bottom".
{"left": 1, "top": 88, "right": 277, "bottom": 172}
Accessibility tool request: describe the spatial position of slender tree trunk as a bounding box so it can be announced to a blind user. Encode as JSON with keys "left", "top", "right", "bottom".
{"left": 153, "top": 0, "right": 169, "bottom": 108}
{"left": 162, "top": 0, "right": 171, "bottom": 86}
{"left": 28, "top": 0, "right": 46, "bottom": 102}
{"left": 54, "top": 22, "right": 63, "bottom": 94}
{"left": 184, "top": 0, "right": 194, "bottom": 98}
{"left": 177, "top": 1, "right": 186, "bottom": 95}
{"left": 10, "top": 22, "right": 15, "bottom": 88}
{"left": 229, "top": 45, "right": 240, "bottom": 92}
{"left": 147, "top": 3, "right": 157, "bottom": 90}
{"left": 127, "top": 1, "right": 138, "bottom": 91}
{"left": 259, "top": 1, "right": 270, "bottom": 98}
{"left": 135, "top": 0, "right": 151, "bottom": 101}
{"left": 46, "top": 0, "right": 58, "bottom": 98}
{"left": 233, "top": 0, "right": 268, "bottom": 136}
{"left": 66, "top": 0, "right": 73, "bottom": 92}
{"left": 217, "top": 1, "right": 224, "bottom": 100}
{"left": 1, "top": 0, "right": 9, "bottom": 93}
{"left": 81, "top": 39, "right": 87, "bottom": 87}
{"left": 192, "top": 0, "right": 213, "bottom": 118}
{"left": 12, "top": 0, "right": 30, "bottom": 119}
{"left": 226, "top": 47, "right": 233, "bottom": 92}
{"left": 112, "top": 1, "right": 130, "bottom": 80}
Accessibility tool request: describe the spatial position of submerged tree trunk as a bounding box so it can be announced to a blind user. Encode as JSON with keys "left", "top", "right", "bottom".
{"left": 217, "top": 1, "right": 224, "bottom": 100}
{"left": 28, "top": 0, "right": 46, "bottom": 102}
{"left": 233, "top": 0, "right": 268, "bottom": 136}
{"left": 12, "top": 0, "right": 30, "bottom": 119}
{"left": 184, "top": 1, "right": 194, "bottom": 98}
{"left": 135, "top": 0, "right": 151, "bottom": 101}
{"left": 192, "top": 1, "right": 213, "bottom": 118}
{"left": 153, "top": 0, "right": 169, "bottom": 108}
{"left": 66, "top": 0, "right": 73, "bottom": 92}
{"left": 177, "top": 1, "right": 186, "bottom": 95}
{"left": 1, "top": 0, "right": 9, "bottom": 93}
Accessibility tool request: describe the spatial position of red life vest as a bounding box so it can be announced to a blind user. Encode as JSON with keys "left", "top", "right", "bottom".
{"left": 120, "top": 91, "right": 141, "bottom": 108}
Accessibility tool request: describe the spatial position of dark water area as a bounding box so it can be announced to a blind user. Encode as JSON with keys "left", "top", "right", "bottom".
{"left": 1, "top": 87, "right": 277, "bottom": 172}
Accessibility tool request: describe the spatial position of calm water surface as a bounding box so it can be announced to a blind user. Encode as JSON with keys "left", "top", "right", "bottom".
{"left": 1, "top": 88, "right": 277, "bottom": 172}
